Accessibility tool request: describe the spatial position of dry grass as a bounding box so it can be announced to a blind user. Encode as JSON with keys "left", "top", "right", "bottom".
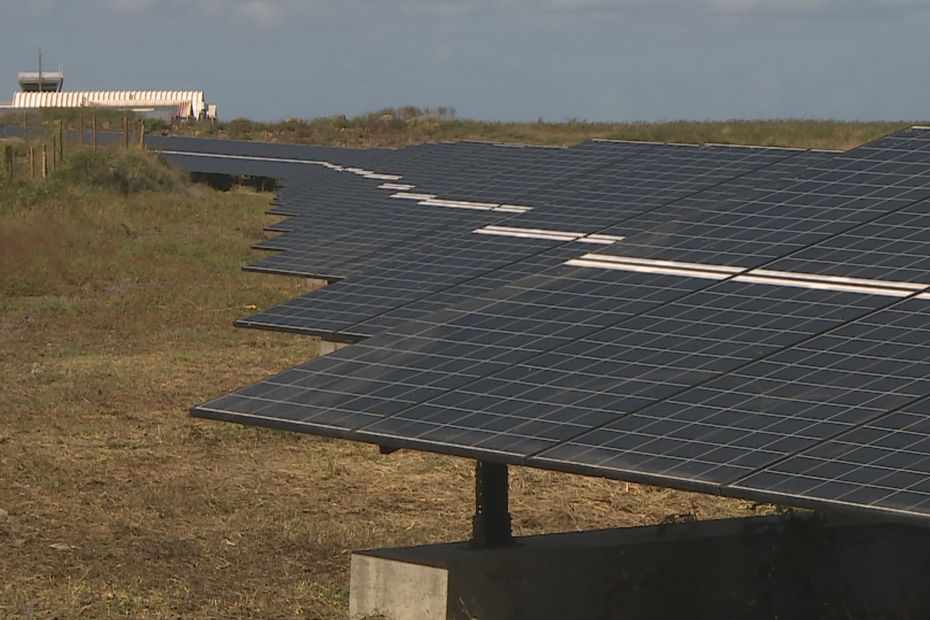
{"left": 0, "top": 148, "right": 779, "bottom": 618}
{"left": 169, "top": 108, "right": 922, "bottom": 151}
{"left": 5, "top": 108, "right": 921, "bottom": 152}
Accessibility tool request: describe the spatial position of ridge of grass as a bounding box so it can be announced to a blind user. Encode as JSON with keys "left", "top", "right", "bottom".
{"left": 4, "top": 106, "right": 924, "bottom": 151}
{"left": 167, "top": 107, "right": 922, "bottom": 151}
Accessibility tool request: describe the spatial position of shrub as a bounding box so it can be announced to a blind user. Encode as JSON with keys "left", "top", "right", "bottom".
{"left": 52, "top": 148, "right": 186, "bottom": 195}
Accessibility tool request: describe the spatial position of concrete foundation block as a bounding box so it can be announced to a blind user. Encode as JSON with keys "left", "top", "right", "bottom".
{"left": 349, "top": 556, "right": 448, "bottom": 620}
{"left": 319, "top": 339, "right": 350, "bottom": 356}
{"left": 349, "top": 514, "right": 930, "bottom": 620}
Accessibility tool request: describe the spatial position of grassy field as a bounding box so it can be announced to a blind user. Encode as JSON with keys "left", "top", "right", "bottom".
{"left": 0, "top": 120, "right": 897, "bottom": 618}
{"left": 174, "top": 111, "right": 919, "bottom": 151}
{"left": 4, "top": 107, "right": 925, "bottom": 151}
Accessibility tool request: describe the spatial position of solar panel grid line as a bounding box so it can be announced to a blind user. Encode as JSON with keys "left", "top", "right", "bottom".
{"left": 199, "top": 137, "right": 896, "bottom": 344}
{"left": 237, "top": 142, "right": 702, "bottom": 289}
{"left": 246, "top": 209, "right": 536, "bottom": 279}
{"left": 197, "top": 268, "right": 711, "bottom": 450}
{"left": 243, "top": 146, "right": 819, "bottom": 339}
{"left": 250, "top": 200, "right": 481, "bottom": 254}
{"left": 330, "top": 151, "right": 836, "bottom": 340}
{"left": 718, "top": 301, "right": 930, "bottom": 518}
{"left": 531, "top": 288, "right": 930, "bottom": 514}
{"left": 349, "top": 280, "right": 880, "bottom": 444}
{"left": 340, "top": 138, "right": 930, "bottom": 496}
{"left": 241, "top": 140, "right": 664, "bottom": 279}
{"left": 726, "top": 394, "right": 930, "bottom": 495}
{"left": 248, "top": 199, "right": 512, "bottom": 277}
{"left": 189, "top": 127, "right": 930, "bottom": 525}
{"left": 730, "top": 275, "right": 922, "bottom": 298}
{"left": 569, "top": 255, "right": 930, "bottom": 298}
{"left": 597, "top": 130, "right": 930, "bottom": 269}
{"left": 527, "top": 179, "right": 930, "bottom": 438}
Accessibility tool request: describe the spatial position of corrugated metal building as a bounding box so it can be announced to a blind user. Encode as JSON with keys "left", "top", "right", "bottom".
{"left": 10, "top": 90, "right": 216, "bottom": 120}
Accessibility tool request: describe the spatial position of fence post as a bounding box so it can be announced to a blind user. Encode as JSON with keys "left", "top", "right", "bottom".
{"left": 92, "top": 113, "right": 98, "bottom": 151}
{"left": 51, "top": 135, "right": 57, "bottom": 170}
{"left": 41, "top": 144, "right": 48, "bottom": 179}
{"left": 139, "top": 118, "right": 145, "bottom": 150}
{"left": 4, "top": 145, "right": 12, "bottom": 181}
{"left": 58, "top": 119, "right": 64, "bottom": 160}
{"left": 123, "top": 116, "right": 129, "bottom": 149}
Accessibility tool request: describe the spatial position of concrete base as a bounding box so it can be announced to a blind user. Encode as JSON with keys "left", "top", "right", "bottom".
{"left": 349, "top": 514, "right": 930, "bottom": 620}
{"left": 319, "top": 339, "right": 351, "bottom": 356}
{"left": 304, "top": 277, "right": 328, "bottom": 290}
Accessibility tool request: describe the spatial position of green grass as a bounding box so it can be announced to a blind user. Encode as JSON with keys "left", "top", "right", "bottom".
{"left": 5, "top": 106, "right": 923, "bottom": 152}
{"left": 0, "top": 108, "right": 169, "bottom": 136}
{"left": 164, "top": 107, "right": 924, "bottom": 151}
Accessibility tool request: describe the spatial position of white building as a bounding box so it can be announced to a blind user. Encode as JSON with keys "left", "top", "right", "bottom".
{"left": 8, "top": 89, "right": 217, "bottom": 120}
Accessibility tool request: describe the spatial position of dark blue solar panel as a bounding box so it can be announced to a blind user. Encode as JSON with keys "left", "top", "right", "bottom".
{"left": 188, "top": 126, "right": 930, "bottom": 526}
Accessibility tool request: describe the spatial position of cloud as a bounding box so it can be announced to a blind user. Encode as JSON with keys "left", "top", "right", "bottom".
{"left": 234, "top": 0, "right": 286, "bottom": 24}
{"left": 477, "top": 0, "right": 930, "bottom": 19}
{"left": 24, "top": 0, "right": 930, "bottom": 23}
{"left": 95, "top": 0, "right": 158, "bottom": 11}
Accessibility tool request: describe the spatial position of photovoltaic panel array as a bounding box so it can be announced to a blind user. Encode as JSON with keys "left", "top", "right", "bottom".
{"left": 236, "top": 146, "right": 837, "bottom": 341}
{"left": 163, "top": 127, "right": 930, "bottom": 525}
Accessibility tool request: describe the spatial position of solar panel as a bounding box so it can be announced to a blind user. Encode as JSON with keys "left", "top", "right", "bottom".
{"left": 603, "top": 129, "right": 930, "bottom": 268}
{"left": 237, "top": 145, "right": 820, "bottom": 339}
{"left": 182, "top": 126, "right": 930, "bottom": 526}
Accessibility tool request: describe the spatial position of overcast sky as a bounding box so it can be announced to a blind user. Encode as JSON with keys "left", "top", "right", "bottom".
{"left": 3, "top": 0, "right": 930, "bottom": 122}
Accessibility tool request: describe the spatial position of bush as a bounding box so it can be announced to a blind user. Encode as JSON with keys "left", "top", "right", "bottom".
{"left": 52, "top": 148, "right": 186, "bottom": 195}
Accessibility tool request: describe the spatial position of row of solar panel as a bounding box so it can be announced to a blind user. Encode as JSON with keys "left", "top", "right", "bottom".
{"left": 155, "top": 128, "right": 930, "bottom": 526}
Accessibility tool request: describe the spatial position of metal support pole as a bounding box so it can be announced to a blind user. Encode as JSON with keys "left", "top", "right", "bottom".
{"left": 471, "top": 461, "right": 513, "bottom": 548}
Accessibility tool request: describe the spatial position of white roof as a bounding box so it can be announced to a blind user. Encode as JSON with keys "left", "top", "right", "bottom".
{"left": 11, "top": 90, "right": 208, "bottom": 118}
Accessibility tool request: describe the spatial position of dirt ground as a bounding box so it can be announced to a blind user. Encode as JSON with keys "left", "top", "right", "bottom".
{"left": 0, "top": 181, "right": 772, "bottom": 619}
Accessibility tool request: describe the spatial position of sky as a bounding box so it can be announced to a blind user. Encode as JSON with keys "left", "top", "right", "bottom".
{"left": 3, "top": 0, "right": 930, "bottom": 122}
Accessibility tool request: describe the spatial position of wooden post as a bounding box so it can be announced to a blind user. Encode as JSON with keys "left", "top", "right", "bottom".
{"left": 51, "top": 135, "right": 57, "bottom": 170}
{"left": 92, "top": 113, "right": 97, "bottom": 151}
{"left": 41, "top": 144, "right": 48, "bottom": 179}
{"left": 139, "top": 118, "right": 145, "bottom": 150}
{"left": 58, "top": 120, "right": 64, "bottom": 160}
{"left": 123, "top": 116, "right": 129, "bottom": 149}
{"left": 30, "top": 146, "right": 35, "bottom": 179}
